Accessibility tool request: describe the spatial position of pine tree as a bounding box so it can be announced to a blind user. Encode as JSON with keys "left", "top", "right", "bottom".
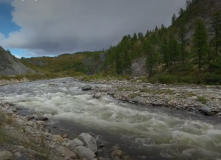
{"left": 186, "top": 0, "right": 192, "bottom": 9}
{"left": 170, "top": 36, "right": 180, "bottom": 66}
{"left": 193, "top": 19, "right": 208, "bottom": 74}
{"left": 179, "top": 20, "right": 187, "bottom": 71}
{"left": 116, "top": 51, "right": 123, "bottom": 75}
{"left": 132, "top": 33, "right": 137, "bottom": 42}
{"left": 209, "top": 10, "right": 221, "bottom": 57}
{"left": 160, "top": 36, "right": 169, "bottom": 70}
{"left": 123, "top": 49, "right": 132, "bottom": 75}
{"left": 145, "top": 30, "right": 151, "bottom": 38}
{"left": 172, "top": 14, "right": 177, "bottom": 25}
{"left": 179, "top": 8, "right": 184, "bottom": 16}
{"left": 138, "top": 32, "right": 144, "bottom": 42}
{"left": 145, "top": 40, "right": 156, "bottom": 77}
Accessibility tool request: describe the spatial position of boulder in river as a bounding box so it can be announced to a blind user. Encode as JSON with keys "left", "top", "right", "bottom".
{"left": 82, "top": 85, "right": 92, "bottom": 91}
{"left": 199, "top": 105, "right": 212, "bottom": 115}
{"left": 93, "top": 92, "right": 102, "bottom": 99}
{"left": 108, "top": 90, "right": 115, "bottom": 96}
{"left": 131, "top": 96, "right": 140, "bottom": 104}
{"left": 35, "top": 116, "right": 48, "bottom": 121}
{"left": 78, "top": 133, "right": 97, "bottom": 153}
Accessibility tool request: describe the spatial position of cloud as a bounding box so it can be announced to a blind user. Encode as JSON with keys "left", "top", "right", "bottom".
{"left": 13, "top": 54, "right": 21, "bottom": 58}
{"left": 0, "top": 0, "right": 186, "bottom": 56}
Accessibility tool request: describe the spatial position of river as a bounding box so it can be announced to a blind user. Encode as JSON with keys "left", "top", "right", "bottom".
{"left": 0, "top": 78, "right": 221, "bottom": 160}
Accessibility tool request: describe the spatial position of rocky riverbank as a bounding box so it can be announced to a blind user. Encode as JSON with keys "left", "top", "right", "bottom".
{"left": 75, "top": 77, "right": 221, "bottom": 116}
{"left": 0, "top": 102, "right": 129, "bottom": 160}
{"left": 1, "top": 76, "right": 221, "bottom": 160}
{"left": 0, "top": 78, "right": 29, "bottom": 86}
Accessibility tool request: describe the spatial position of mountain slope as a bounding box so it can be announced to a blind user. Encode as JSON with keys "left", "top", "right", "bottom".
{"left": 20, "top": 0, "right": 221, "bottom": 84}
{"left": 0, "top": 46, "right": 33, "bottom": 75}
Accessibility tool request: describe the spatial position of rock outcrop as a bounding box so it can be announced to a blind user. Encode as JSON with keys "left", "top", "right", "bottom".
{"left": 0, "top": 46, "right": 33, "bottom": 75}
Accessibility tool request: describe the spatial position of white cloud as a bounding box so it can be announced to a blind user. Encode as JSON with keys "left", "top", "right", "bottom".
{"left": 0, "top": 0, "right": 186, "bottom": 56}
{"left": 13, "top": 54, "right": 21, "bottom": 58}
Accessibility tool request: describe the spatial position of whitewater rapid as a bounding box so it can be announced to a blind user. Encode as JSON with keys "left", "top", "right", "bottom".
{"left": 0, "top": 78, "right": 221, "bottom": 160}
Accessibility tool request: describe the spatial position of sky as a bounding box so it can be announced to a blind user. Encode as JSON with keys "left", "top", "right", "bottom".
{"left": 0, "top": 0, "right": 186, "bottom": 58}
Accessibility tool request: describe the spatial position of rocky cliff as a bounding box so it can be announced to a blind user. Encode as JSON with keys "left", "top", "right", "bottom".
{"left": 0, "top": 46, "right": 33, "bottom": 75}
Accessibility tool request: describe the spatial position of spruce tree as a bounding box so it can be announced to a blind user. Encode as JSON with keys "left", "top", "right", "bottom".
{"left": 179, "top": 8, "right": 184, "bottom": 16}
{"left": 193, "top": 19, "right": 208, "bottom": 74}
{"left": 132, "top": 33, "right": 137, "bottom": 42}
{"left": 145, "top": 40, "right": 156, "bottom": 77}
{"left": 179, "top": 20, "right": 187, "bottom": 71}
{"left": 209, "top": 10, "right": 221, "bottom": 57}
{"left": 138, "top": 32, "right": 144, "bottom": 42}
{"left": 160, "top": 36, "right": 169, "bottom": 70}
{"left": 172, "top": 14, "right": 177, "bottom": 25}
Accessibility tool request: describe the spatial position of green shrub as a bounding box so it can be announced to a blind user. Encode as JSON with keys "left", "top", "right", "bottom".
{"left": 0, "top": 75, "right": 11, "bottom": 80}
{"left": 197, "top": 96, "right": 207, "bottom": 104}
{"left": 151, "top": 74, "right": 179, "bottom": 84}
{"left": 0, "top": 112, "right": 6, "bottom": 126}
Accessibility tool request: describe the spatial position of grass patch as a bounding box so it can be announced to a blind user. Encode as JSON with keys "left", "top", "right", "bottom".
{"left": 197, "top": 96, "right": 207, "bottom": 104}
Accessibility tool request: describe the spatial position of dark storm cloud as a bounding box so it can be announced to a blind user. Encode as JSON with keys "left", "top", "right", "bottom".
{"left": 0, "top": 0, "right": 186, "bottom": 56}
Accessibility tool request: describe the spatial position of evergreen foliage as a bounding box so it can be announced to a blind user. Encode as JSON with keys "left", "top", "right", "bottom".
{"left": 193, "top": 19, "right": 208, "bottom": 74}
{"left": 20, "top": 0, "right": 221, "bottom": 84}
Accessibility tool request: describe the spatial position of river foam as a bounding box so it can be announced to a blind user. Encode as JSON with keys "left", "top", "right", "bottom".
{"left": 0, "top": 78, "right": 221, "bottom": 159}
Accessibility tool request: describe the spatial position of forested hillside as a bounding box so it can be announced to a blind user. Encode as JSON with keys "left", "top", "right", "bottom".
{"left": 100, "top": 0, "right": 221, "bottom": 84}
{"left": 22, "top": 0, "right": 221, "bottom": 84}
{"left": 21, "top": 51, "right": 104, "bottom": 75}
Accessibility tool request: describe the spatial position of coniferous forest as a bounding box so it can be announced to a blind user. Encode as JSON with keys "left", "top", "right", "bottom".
{"left": 20, "top": 0, "right": 221, "bottom": 84}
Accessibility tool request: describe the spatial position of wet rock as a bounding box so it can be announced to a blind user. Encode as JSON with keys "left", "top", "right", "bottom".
{"left": 62, "top": 134, "right": 68, "bottom": 138}
{"left": 111, "top": 150, "right": 123, "bottom": 158}
{"left": 44, "top": 132, "right": 52, "bottom": 137}
{"left": 131, "top": 96, "right": 140, "bottom": 104}
{"left": 56, "top": 146, "right": 77, "bottom": 159}
{"left": 78, "top": 133, "right": 97, "bottom": 153}
{"left": 114, "top": 156, "right": 122, "bottom": 160}
{"left": 108, "top": 90, "right": 115, "bottom": 96}
{"left": 62, "top": 141, "right": 71, "bottom": 148}
{"left": 82, "top": 85, "right": 92, "bottom": 91}
{"left": 26, "top": 121, "right": 34, "bottom": 127}
{"left": 99, "top": 157, "right": 110, "bottom": 160}
{"left": 49, "top": 143, "right": 56, "bottom": 149}
{"left": 52, "top": 135, "right": 64, "bottom": 143}
{"left": 73, "top": 146, "right": 96, "bottom": 160}
{"left": 12, "top": 108, "right": 17, "bottom": 112}
{"left": 0, "top": 150, "right": 13, "bottom": 160}
{"left": 27, "top": 115, "right": 34, "bottom": 121}
{"left": 14, "top": 152, "right": 21, "bottom": 157}
{"left": 199, "top": 105, "right": 212, "bottom": 115}
{"left": 36, "top": 121, "right": 46, "bottom": 126}
{"left": 6, "top": 108, "right": 13, "bottom": 116}
{"left": 35, "top": 116, "right": 48, "bottom": 121}
{"left": 70, "top": 138, "right": 84, "bottom": 150}
{"left": 96, "top": 136, "right": 105, "bottom": 148}
{"left": 93, "top": 92, "right": 102, "bottom": 99}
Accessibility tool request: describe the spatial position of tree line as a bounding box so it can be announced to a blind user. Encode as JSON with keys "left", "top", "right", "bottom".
{"left": 101, "top": 8, "right": 221, "bottom": 83}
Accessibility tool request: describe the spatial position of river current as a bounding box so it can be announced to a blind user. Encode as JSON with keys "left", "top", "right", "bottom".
{"left": 0, "top": 78, "right": 221, "bottom": 160}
